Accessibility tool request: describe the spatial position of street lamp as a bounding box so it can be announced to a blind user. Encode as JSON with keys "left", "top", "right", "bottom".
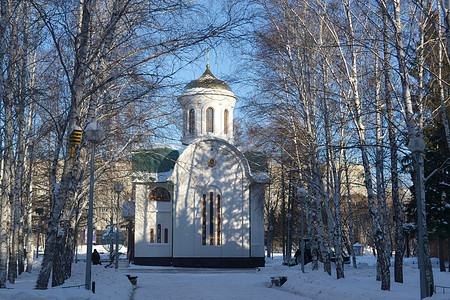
{"left": 286, "top": 212, "right": 292, "bottom": 265}
{"left": 85, "top": 121, "right": 103, "bottom": 291}
{"left": 269, "top": 225, "right": 274, "bottom": 259}
{"left": 35, "top": 208, "right": 44, "bottom": 258}
{"left": 408, "top": 136, "right": 427, "bottom": 299}
{"left": 297, "top": 186, "right": 306, "bottom": 273}
{"left": 114, "top": 182, "right": 124, "bottom": 270}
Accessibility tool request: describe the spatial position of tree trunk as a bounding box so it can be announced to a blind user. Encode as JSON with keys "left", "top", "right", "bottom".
{"left": 438, "top": 236, "right": 445, "bottom": 272}
{"left": 18, "top": 228, "right": 25, "bottom": 276}
{"left": 438, "top": 2, "right": 450, "bottom": 150}
{"left": 6, "top": 0, "right": 19, "bottom": 283}
{"left": 344, "top": 151, "right": 357, "bottom": 268}
{"left": 63, "top": 225, "right": 76, "bottom": 280}
{"left": 37, "top": 0, "right": 92, "bottom": 289}
{"left": 26, "top": 200, "right": 34, "bottom": 273}
{"left": 0, "top": 0, "right": 8, "bottom": 287}
{"left": 388, "top": 0, "right": 434, "bottom": 294}
{"left": 312, "top": 159, "right": 331, "bottom": 275}
{"left": 447, "top": 238, "right": 450, "bottom": 272}
{"left": 305, "top": 183, "right": 319, "bottom": 271}
{"left": 52, "top": 221, "right": 67, "bottom": 287}
{"left": 384, "top": 10, "right": 403, "bottom": 280}
{"left": 345, "top": 0, "right": 390, "bottom": 290}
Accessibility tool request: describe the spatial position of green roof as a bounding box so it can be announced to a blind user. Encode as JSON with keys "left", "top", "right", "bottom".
{"left": 132, "top": 148, "right": 180, "bottom": 173}
{"left": 244, "top": 151, "right": 269, "bottom": 173}
{"left": 184, "top": 67, "right": 232, "bottom": 92}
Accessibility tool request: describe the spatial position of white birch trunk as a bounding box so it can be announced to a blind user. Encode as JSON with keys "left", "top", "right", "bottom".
{"left": 312, "top": 159, "right": 332, "bottom": 275}
{"left": 3, "top": 0, "right": 18, "bottom": 284}
{"left": 383, "top": 8, "right": 403, "bottom": 283}
{"left": 13, "top": 4, "right": 28, "bottom": 277}
{"left": 439, "top": 1, "right": 450, "bottom": 149}
{"left": 323, "top": 86, "right": 343, "bottom": 278}
{"left": 344, "top": 0, "right": 390, "bottom": 290}
{"left": 0, "top": 6, "right": 5, "bottom": 285}
{"left": 387, "top": 0, "right": 434, "bottom": 294}
{"left": 36, "top": 0, "right": 93, "bottom": 289}
{"left": 374, "top": 55, "right": 390, "bottom": 282}
{"left": 344, "top": 151, "right": 357, "bottom": 268}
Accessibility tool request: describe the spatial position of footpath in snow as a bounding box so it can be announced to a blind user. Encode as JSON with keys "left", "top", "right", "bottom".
{"left": 0, "top": 254, "right": 448, "bottom": 299}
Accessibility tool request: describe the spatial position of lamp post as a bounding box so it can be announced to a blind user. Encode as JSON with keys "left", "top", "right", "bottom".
{"left": 408, "top": 136, "right": 427, "bottom": 299}
{"left": 297, "top": 186, "right": 306, "bottom": 273}
{"left": 114, "top": 182, "right": 124, "bottom": 270}
{"left": 269, "top": 225, "right": 274, "bottom": 259}
{"left": 85, "top": 122, "right": 103, "bottom": 291}
{"left": 286, "top": 212, "right": 292, "bottom": 265}
{"left": 35, "top": 208, "right": 44, "bottom": 258}
{"left": 109, "top": 198, "right": 114, "bottom": 265}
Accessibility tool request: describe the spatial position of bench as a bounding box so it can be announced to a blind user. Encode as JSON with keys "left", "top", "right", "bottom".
{"left": 270, "top": 276, "right": 287, "bottom": 287}
{"left": 126, "top": 274, "right": 138, "bottom": 285}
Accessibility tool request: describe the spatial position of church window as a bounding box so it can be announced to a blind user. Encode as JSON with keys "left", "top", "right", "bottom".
{"left": 188, "top": 109, "right": 195, "bottom": 134}
{"left": 224, "top": 109, "right": 228, "bottom": 134}
{"left": 210, "top": 191, "right": 214, "bottom": 245}
{"left": 206, "top": 107, "right": 214, "bottom": 133}
{"left": 164, "top": 228, "right": 168, "bottom": 243}
{"left": 202, "top": 194, "right": 206, "bottom": 245}
{"left": 150, "top": 228, "right": 154, "bottom": 243}
{"left": 148, "top": 187, "right": 170, "bottom": 202}
{"left": 157, "top": 224, "right": 161, "bottom": 243}
{"left": 217, "top": 194, "right": 221, "bottom": 245}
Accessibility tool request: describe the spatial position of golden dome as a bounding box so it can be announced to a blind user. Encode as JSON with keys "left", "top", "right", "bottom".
{"left": 184, "top": 67, "right": 232, "bottom": 92}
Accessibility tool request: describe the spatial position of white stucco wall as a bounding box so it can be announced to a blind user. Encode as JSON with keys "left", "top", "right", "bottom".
{"left": 169, "top": 138, "right": 253, "bottom": 259}
{"left": 134, "top": 183, "right": 172, "bottom": 258}
{"left": 250, "top": 184, "right": 265, "bottom": 258}
{"left": 178, "top": 89, "right": 237, "bottom": 144}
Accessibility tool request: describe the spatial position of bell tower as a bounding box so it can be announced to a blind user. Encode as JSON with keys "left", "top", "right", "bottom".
{"left": 178, "top": 63, "right": 237, "bottom": 145}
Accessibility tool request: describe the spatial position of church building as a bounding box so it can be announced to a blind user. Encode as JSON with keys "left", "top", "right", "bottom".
{"left": 132, "top": 64, "right": 267, "bottom": 268}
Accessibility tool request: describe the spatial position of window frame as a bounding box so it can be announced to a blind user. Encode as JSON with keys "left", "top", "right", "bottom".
{"left": 206, "top": 107, "right": 214, "bottom": 133}
{"left": 148, "top": 187, "right": 171, "bottom": 202}
{"left": 188, "top": 108, "right": 195, "bottom": 134}
{"left": 224, "top": 109, "right": 228, "bottom": 134}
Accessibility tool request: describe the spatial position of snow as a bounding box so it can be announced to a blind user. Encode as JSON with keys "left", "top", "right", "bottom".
{"left": 149, "top": 143, "right": 187, "bottom": 152}
{"left": 182, "top": 87, "right": 236, "bottom": 97}
{"left": 0, "top": 254, "right": 449, "bottom": 300}
{"left": 252, "top": 173, "right": 270, "bottom": 183}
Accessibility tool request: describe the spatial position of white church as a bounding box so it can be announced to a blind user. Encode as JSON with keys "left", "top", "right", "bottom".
{"left": 132, "top": 64, "right": 267, "bottom": 268}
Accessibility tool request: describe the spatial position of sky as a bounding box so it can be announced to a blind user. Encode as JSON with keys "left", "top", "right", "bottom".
{"left": 0, "top": 252, "right": 449, "bottom": 300}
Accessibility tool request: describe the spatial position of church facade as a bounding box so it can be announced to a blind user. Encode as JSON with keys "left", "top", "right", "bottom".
{"left": 132, "top": 65, "right": 267, "bottom": 268}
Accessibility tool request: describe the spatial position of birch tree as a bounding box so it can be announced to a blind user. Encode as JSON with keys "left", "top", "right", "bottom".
{"left": 375, "top": 0, "right": 434, "bottom": 294}
{"left": 32, "top": 0, "right": 248, "bottom": 289}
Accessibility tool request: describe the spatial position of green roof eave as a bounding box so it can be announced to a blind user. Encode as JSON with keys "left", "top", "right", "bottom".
{"left": 244, "top": 151, "right": 269, "bottom": 174}
{"left": 132, "top": 148, "right": 180, "bottom": 173}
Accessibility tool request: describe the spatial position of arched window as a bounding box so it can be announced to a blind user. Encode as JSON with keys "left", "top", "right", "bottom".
{"left": 157, "top": 224, "right": 161, "bottom": 243}
{"left": 209, "top": 192, "right": 214, "bottom": 245}
{"left": 224, "top": 109, "right": 228, "bottom": 134}
{"left": 148, "top": 187, "right": 170, "bottom": 202}
{"left": 202, "top": 194, "right": 206, "bottom": 245}
{"left": 150, "top": 228, "right": 154, "bottom": 243}
{"left": 188, "top": 109, "right": 195, "bottom": 134}
{"left": 206, "top": 107, "right": 214, "bottom": 133}
{"left": 201, "top": 191, "right": 222, "bottom": 246}
{"left": 217, "top": 194, "right": 221, "bottom": 245}
{"left": 164, "top": 228, "right": 168, "bottom": 243}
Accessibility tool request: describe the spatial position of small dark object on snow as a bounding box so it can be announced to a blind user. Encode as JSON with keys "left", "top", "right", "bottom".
{"left": 270, "top": 276, "right": 287, "bottom": 287}
{"left": 126, "top": 274, "right": 138, "bottom": 285}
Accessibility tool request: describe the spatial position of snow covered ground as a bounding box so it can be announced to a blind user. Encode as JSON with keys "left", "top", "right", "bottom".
{"left": 0, "top": 253, "right": 449, "bottom": 300}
